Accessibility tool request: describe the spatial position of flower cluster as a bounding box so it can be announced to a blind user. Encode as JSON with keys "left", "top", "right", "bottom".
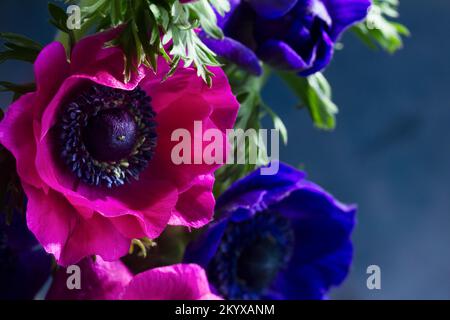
{"left": 0, "top": 0, "right": 407, "bottom": 301}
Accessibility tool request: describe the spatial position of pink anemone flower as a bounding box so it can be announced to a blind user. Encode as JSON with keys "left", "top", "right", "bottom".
{"left": 46, "top": 258, "right": 220, "bottom": 300}
{"left": 0, "top": 29, "right": 239, "bottom": 266}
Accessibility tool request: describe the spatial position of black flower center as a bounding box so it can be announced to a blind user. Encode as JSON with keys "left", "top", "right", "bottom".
{"left": 58, "top": 85, "right": 157, "bottom": 188}
{"left": 83, "top": 108, "right": 138, "bottom": 162}
{"left": 208, "top": 211, "right": 294, "bottom": 300}
{"left": 236, "top": 236, "right": 285, "bottom": 292}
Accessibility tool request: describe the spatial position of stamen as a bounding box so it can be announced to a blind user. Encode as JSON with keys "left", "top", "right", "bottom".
{"left": 58, "top": 85, "right": 157, "bottom": 188}
{"left": 208, "top": 211, "right": 294, "bottom": 299}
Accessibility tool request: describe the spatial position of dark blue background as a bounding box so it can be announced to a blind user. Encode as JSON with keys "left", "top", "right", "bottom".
{"left": 1, "top": 0, "right": 449, "bottom": 299}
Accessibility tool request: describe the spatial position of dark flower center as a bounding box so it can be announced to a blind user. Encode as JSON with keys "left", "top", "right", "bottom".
{"left": 236, "top": 237, "right": 285, "bottom": 292}
{"left": 83, "top": 108, "right": 138, "bottom": 162}
{"left": 58, "top": 85, "right": 157, "bottom": 188}
{"left": 208, "top": 211, "right": 294, "bottom": 300}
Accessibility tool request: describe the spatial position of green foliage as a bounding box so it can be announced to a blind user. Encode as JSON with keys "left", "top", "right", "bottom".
{"left": 214, "top": 66, "right": 288, "bottom": 195}
{"left": 62, "top": 0, "right": 229, "bottom": 84}
{"left": 353, "top": 0, "right": 409, "bottom": 53}
{"left": 279, "top": 72, "right": 338, "bottom": 130}
{"left": 0, "top": 32, "right": 43, "bottom": 64}
{"left": 48, "top": 2, "right": 77, "bottom": 50}
{"left": 0, "top": 82, "right": 36, "bottom": 101}
{"left": 0, "top": 33, "right": 41, "bottom": 100}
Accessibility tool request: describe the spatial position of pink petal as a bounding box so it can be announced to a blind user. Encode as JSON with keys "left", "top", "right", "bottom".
{"left": 140, "top": 63, "right": 239, "bottom": 193}
{"left": 35, "top": 125, "right": 178, "bottom": 239}
{"left": 23, "top": 184, "right": 76, "bottom": 261}
{"left": 59, "top": 212, "right": 131, "bottom": 266}
{"left": 0, "top": 93, "right": 43, "bottom": 188}
{"left": 70, "top": 28, "right": 146, "bottom": 90}
{"left": 23, "top": 184, "right": 131, "bottom": 266}
{"left": 169, "top": 174, "right": 215, "bottom": 228}
{"left": 122, "top": 264, "right": 220, "bottom": 300}
{"left": 33, "top": 42, "right": 70, "bottom": 116}
{"left": 46, "top": 257, "right": 132, "bottom": 300}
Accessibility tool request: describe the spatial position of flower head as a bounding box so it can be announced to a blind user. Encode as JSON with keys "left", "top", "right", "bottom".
{"left": 202, "top": 0, "right": 371, "bottom": 76}
{"left": 122, "top": 264, "right": 221, "bottom": 300}
{"left": 0, "top": 212, "right": 52, "bottom": 299}
{"left": 46, "top": 256, "right": 132, "bottom": 300}
{"left": 184, "top": 162, "right": 356, "bottom": 299}
{"left": 0, "top": 29, "right": 239, "bottom": 266}
{"left": 47, "top": 258, "right": 219, "bottom": 300}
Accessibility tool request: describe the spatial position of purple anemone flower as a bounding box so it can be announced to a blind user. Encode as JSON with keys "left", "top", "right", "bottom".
{"left": 201, "top": 0, "right": 371, "bottom": 76}
{"left": 184, "top": 162, "right": 356, "bottom": 300}
{"left": 0, "top": 212, "right": 52, "bottom": 299}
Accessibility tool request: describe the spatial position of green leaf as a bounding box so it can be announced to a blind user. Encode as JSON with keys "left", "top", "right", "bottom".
{"left": 187, "top": 0, "right": 224, "bottom": 39}
{"left": 0, "top": 32, "right": 42, "bottom": 51}
{"left": 48, "top": 3, "right": 77, "bottom": 51}
{"left": 0, "top": 81, "right": 36, "bottom": 101}
{"left": 279, "top": 72, "right": 338, "bottom": 130}
{"left": 0, "top": 32, "right": 42, "bottom": 64}
{"left": 353, "top": 0, "right": 410, "bottom": 53}
{"left": 55, "top": 0, "right": 231, "bottom": 84}
{"left": 262, "top": 104, "right": 288, "bottom": 145}
{"left": 209, "top": 0, "right": 231, "bottom": 16}
{"left": 48, "top": 3, "right": 70, "bottom": 32}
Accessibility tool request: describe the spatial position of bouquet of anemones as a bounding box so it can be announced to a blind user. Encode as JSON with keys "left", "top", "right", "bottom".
{"left": 0, "top": 0, "right": 407, "bottom": 301}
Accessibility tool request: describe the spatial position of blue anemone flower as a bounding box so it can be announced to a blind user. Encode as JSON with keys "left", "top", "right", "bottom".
{"left": 184, "top": 162, "right": 356, "bottom": 299}
{"left": 201, "top": 0, "right": 371, "bottom": 76}
{"left": 0, "top": 211, "right": 52, "bottom": 299}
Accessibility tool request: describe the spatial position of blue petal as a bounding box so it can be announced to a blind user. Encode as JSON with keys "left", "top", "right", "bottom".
{"left": 216, "top": 161, "right": 306, "bottom": 214}
{"left": 248, "top": 0, "right": 299, "bottom": 19}
{"left": 200, "top": 33, "right": 262, "bottom": 75}
{"left": 299, "top": 30, "right": 334, "bottom": 76}
{"left": 257, "top": 40, "right": 311, "bottom": 72}
{"left": 216, "top": 0, "right": 242, "bottom": 28}
{"left": 268, "top": 184, "right": 356, "bottom": 299}
{"left": 0, "top": 213, "right": 52, "bottom": 299}
{"left": 183, "top": 218, "right": 230, "bottom": 268}
{"left": 323, "top": 0, "right": 371, "bottom": 40}
{"left": 270, "top": 242, "right": 353, "bottom": 299}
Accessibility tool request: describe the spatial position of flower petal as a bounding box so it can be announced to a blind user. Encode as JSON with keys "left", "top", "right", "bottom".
{"left": 216, "top": 161, "right": 306, "bottom": 215}
{"left": 267, "top": 183, "right": 356, "bottom": 299}
{"left": 323, "top": 0, "right": 371, "bottom": 40}
{"left": 298, "top": 30, "right": 334, "bottom": 76}
{"left": 142, "top": 65, "right": 239, "bottom": 194}
{"left": 34, "top": 42, "right": 70, "bottom": 114}
{"left": 169, "top": 174, "right": 215, "bottom": 228}
{"left": 58, "top": 212, "right": 131, "bottom": 266}
{"left": 23, "top": 184, "right": 76, "bottom": 262}
{"left": 184, "top": 218, "right": 230, "bottom": 268}
{"left": 122, "top": 264, "right": 220, "bottom": 300}
{"left": 24, "top": 184, "right": 132, "bottom": 266}
{"left": 200, "top": 34, "right": 262, "bottom": 75}
{"left": 247, "top": 0, "right": 299, "bottom": 19}
{"left": 257, "top": 40, "right": 310, "bottom": 72}
{"left": 46, "top": 257, "right": 132, "bottom": 300}
{"left": 0, "top": 93, "right": 43, "bottom": 188}
{"left": 70, "top": 29, "right": 146, "bottom": 90}
{"left": 0, "top": 213, "right": 52, "bottom": 300}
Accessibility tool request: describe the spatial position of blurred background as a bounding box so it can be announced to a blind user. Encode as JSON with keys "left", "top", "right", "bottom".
{"left": 1, "top": 0, "right": 449, "bottom": 299}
